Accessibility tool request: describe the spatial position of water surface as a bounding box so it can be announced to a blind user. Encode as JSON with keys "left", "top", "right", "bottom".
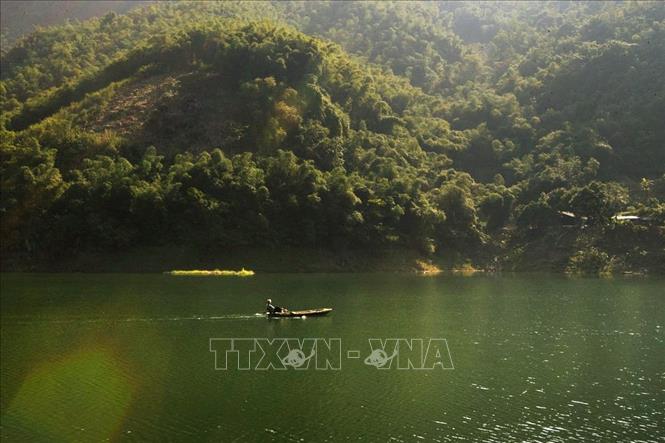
{"left": 1, "top": 273, "right": 663, "bottom": 441}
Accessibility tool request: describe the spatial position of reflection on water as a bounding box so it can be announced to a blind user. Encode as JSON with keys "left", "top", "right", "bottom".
{"left": 4, "top": 348, "right": 133, "bottom": 441}
{"left": 1, "top": 273, "right": 664, "bottom": 441}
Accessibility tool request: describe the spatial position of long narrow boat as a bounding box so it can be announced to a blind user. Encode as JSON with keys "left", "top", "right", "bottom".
{"left": 267, "top": 308, "right": 333, "bottom": 318}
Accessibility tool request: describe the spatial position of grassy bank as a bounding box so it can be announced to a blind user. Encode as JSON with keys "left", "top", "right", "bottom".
{"left": 0, "top": 246, "right": 449, "bottom": 274}
{"left": 2, "top": 239, "right": 662, "bottom": 275}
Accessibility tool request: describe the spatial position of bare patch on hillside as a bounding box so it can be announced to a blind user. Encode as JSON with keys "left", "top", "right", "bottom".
{"left": 84, "top": 74, "right": 181, "bottom": 137}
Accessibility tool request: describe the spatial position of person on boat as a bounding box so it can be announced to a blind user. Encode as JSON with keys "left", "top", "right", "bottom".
{"left": 266, "top": 298, "right": 285, "bottom": 314}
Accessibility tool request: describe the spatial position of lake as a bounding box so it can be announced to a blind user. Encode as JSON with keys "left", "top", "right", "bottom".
{"left": 1, "top": 273, "right": 663, "bottom": 441}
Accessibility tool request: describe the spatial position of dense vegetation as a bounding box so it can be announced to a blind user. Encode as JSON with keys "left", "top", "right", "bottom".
{"left": 1, "top": 1, "right": 664, "bottom": 273}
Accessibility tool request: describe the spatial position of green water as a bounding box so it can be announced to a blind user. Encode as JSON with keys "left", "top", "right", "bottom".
{"left": 1, "top": 273, "right": 663, "bottom": 441}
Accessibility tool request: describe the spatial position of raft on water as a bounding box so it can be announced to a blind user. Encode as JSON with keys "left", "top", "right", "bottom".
{"left": 166, "top": 268, "right": 255, "bottom": 277}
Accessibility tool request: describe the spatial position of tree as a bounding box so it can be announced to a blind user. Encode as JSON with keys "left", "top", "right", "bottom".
{"left": 567, "top": 181, "right": 628, "bottom": 224}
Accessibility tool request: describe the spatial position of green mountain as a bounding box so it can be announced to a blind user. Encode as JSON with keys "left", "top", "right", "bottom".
{"left": 1, "top": 1, "right": 663, "bottom": 273}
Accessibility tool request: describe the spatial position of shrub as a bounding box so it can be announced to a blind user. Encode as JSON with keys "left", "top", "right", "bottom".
{"left": 566, "top": 247, "right": 614, "bottom": 275}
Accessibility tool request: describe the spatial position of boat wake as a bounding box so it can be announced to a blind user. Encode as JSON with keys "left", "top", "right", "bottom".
{"left": 3, "top": 314, "right": 262, "bottom": 324}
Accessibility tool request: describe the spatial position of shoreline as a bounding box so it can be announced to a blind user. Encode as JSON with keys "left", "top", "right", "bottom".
{"left": 1, "top": 246, "right": 660, "bottom": 276}
{"left": 1, "top": 246, "right": 445, "bottom": 274}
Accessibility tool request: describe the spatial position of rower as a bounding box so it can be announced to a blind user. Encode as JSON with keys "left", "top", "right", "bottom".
{"left": 266, "top": 298, "right": 283, "bottom": 314}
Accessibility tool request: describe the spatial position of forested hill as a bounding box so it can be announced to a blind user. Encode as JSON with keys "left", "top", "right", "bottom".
{"left": 1, "top": 1, "right": 664, "bottom": 274}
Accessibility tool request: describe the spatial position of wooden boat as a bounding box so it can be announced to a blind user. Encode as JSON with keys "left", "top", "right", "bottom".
{"left": 267, "top": 308, "right": 333, "bottom": 318}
